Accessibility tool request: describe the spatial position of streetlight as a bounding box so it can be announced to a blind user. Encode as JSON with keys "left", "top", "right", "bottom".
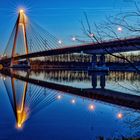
{"left": 72, "top": 37, "right": 76, "bottom": 41}
{"left": 117, "top": 27, "right": 122, "bottom": 32}
{"left": 89, "top": 33, "right": 94, "bottom": 37}
{"left": 18, "top": 8, "right": 25, "bottom": 14}
{"left": 58, "top": 40, "right": 62, "bottom": 44}
{"left": 19, "top": 9, "right": 24, "bottom": 13}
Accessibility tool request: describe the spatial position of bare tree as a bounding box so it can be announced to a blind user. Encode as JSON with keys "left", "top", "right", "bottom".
{"left": 79, "top": 8, "right": 140, "bottom": 72}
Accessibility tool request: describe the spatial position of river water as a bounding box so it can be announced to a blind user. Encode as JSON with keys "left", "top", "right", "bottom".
{"left": 0, "top": 70, "right": 140, "bottom": 139}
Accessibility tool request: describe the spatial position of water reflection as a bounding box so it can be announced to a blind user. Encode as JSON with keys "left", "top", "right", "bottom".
{"left": 30, "top": 70, "right": 140, "bottom": 95}
{"left": 7, "top": 69, "right": 140, "bottom": 95}
{"left": 30, "top": 70, "right": 140, "bottom": 82}
{"left": 0, "top": 70, "right": 140, "bottom": 139}
{"left": 1, "top": 69, "right": 140, "bottom": 109}
{"left": 117, "top": 112, "right": 123, "bottom": 119}
{"left": 11, "top": 79, "right": 28, "bottom": 129}
{"left": 89, "top": 72, "right": 106, "bottom": 89}
{"left": 3, "top": 75, "right": 59, "bottom": 130}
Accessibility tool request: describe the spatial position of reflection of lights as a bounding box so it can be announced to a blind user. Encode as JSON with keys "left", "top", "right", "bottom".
{"left": 57, "top": 95, "right": 62, "bottom": 100}
{"left": 89, "top": 104, "right": 95, "bottom": 111}
{"left": 3, "top": 77, "right": 6, "bottom": 81}
{"left": 16, "top": 107, "right": 29, "bottom": 130}
{"left": 117, "top": 27, "right": 122, "bottom": 32}
{"left": 71, "top": 99, "right": 76, "bottom": 104}
{"left": 117, "top": 112, "right": 123, "bottom": 119}
{"left": 17, "top": 123, "right": 22, "bottom": 129}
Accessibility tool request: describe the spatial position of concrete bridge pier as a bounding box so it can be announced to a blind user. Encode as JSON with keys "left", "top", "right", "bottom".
{"left": 91, "top": 55, "right": 97, "bottom": 68}
{"left": 90, "top": 54, "right": 109, "bottom": 72}
{"left": 99, "top": 54, "right": 105, "bottom": 67}
{"left": 91, "top": 54, "right": 106, "bottom": 68}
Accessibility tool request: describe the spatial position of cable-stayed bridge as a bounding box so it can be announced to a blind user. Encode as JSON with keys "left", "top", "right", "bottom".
{"left": 1, "top": 9, "right": 140, "bottom": 69}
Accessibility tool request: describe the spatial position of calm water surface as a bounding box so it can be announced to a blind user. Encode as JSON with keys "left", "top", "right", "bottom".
{"left": 0, "top": 70, "right": 140, "bottom": 139}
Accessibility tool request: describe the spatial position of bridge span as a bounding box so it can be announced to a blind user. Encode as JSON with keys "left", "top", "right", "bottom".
{"left": 1, "top": 9, "right": 140, "bottom": 70}
{"left": 4, "top": 37, "right": 140, "bottom": 61}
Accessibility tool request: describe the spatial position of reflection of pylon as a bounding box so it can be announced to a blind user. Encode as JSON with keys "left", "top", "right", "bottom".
{"left": 11, "top": 77, "right": 29, "bottom": 129}
{"left": 3, "top": 72, "right": 58, "bottom": 129}
{"left": 11, "top": 9, "right": 30, "bottom": 67}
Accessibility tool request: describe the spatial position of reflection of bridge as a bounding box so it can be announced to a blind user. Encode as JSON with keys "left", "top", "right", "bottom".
{"left": 3, "top": 71, "right": 58, "bottom": 129}
{"left": 19, "top": 70, "right": 140, "bottom": 83}
{"left": 2, "top": 70, "right": 140, "bottom": 110}
{"left": 1, "top": 10, "right": 140, "bottom": 69}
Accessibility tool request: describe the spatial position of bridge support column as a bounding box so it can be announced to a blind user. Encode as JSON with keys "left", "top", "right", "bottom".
{"left": 91, "top": 55, "right": 97, "bottom": 68}
{"left": 99, "top": 54, "right": 105, "bottom": 67}
{"left": 89, "top": 54, "right": 109, "bottom": 72}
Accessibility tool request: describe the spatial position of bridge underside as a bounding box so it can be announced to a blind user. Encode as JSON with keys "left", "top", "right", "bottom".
{"left": 1, "top": 37, "right": 140, "bottom": 66}
{"left": 85, "top": 45, "right": 140, "bottom": 54}
{"left": 3, "top": 45, "right": 140, "bottom": 63}
{"left": 9, "top": 37, "right": 140, "bottom": 60}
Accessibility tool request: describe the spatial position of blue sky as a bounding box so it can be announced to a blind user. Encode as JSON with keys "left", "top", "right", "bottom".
{"left": 0, "top": 0, "right": 138, "bottom": 53}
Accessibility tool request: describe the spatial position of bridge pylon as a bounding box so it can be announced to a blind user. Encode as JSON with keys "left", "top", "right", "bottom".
{"left": 10, "top": 9, "right": 30, "bottom": 68}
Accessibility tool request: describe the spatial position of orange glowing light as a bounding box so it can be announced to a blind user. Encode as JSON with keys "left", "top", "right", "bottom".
{"left": 16, "top": 108, "right": 28, "bottom": 130}
{"left": 18, "top": 7, "right": 27, "bottom": 25}
{"left": 17, "top": 123, "right": 22, "bottom": 129}
{"left": 19, "top": 9, "right": 24, "bottom": 13}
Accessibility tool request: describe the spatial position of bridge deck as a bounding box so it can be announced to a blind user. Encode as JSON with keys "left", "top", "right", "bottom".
{"left": 1, "top": 37, "right": 140, "bottom": 64}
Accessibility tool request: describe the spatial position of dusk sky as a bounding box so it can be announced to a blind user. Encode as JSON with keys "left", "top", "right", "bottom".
{"left": 0, "top": 0, "right": 138, "bottom": 53}
{"left": 0, "top": 2, "right": 140, "bottom": 139}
